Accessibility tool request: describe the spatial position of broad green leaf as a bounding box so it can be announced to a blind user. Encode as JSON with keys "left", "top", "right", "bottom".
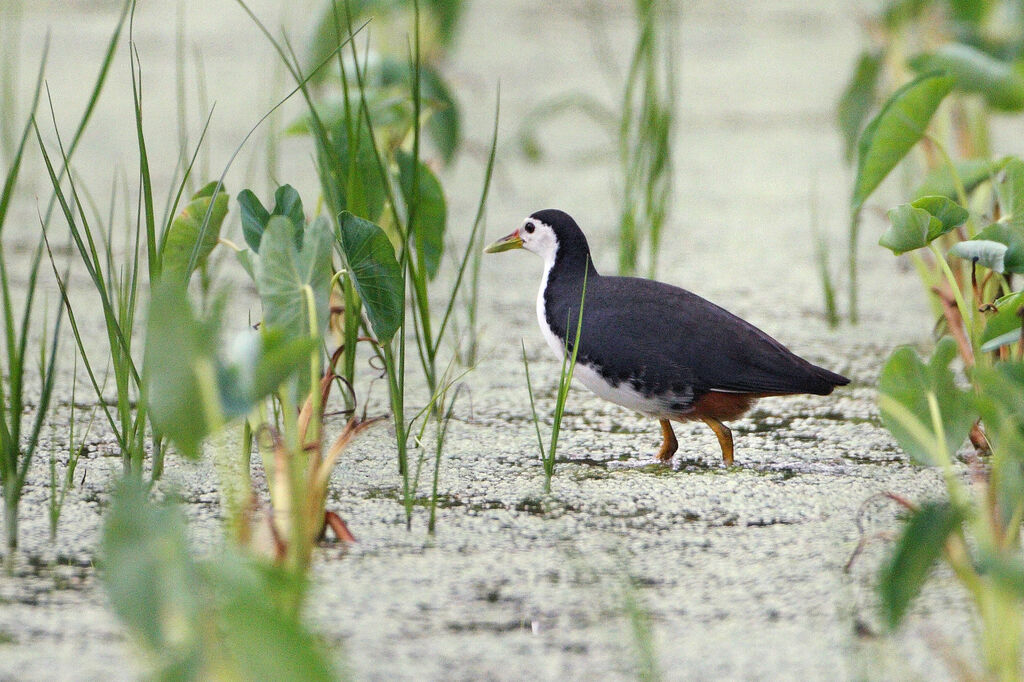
{"left": 879, "top": 502, "right": 962, "bottom": 630}
{"left": 396, "top": 149, "right": 447, "bottom": 279}
{"left": 914, "top": 157, "right": 1005, "bottom": 199}
{"left": 237, "top": 185, "right": 305, "bottom": 253}
{"left": 143, "top": 282, "right": 218, "bottom": 459}
{"left": 975, "top": 222, "right": 1024, "bottom": 273}
{"left": 950, "top": 239, "right": 1008, "bottom": 272}
{"left": 237, "top": 189, "right": 270, "bottom": 252}
{"left": 272, "top": 185, "right": 305, "bottom": 236}
{"left": 878, "top": 337, "right": 976, "bottom": 465}
{"left": 837, "top": 50, "right": 882, "bottom": 163}
{"left": 255, "top": 216, "right": 333, "bottom": 342}
{"left": 101, "top": 478, "right": 203, "bottom": 673}
{"left": 853, "top": 73, "right": 954, "bottom": 211}
{"left": 161, "top": 183, "right": 229, "bottom": 282}
{"left": 981, "top": 290, "right": 1024, "bottom": 352}
{"left": 880, "top": 197, "right": 966, "bottom": 254}
{"left": 338, "top": 211, "right": 403, "bottom": 343}
{"left": 910, "top": 43, "right": 1024, "bottom": 111}
{"left": 912, "top": 196, "right": 969, "bottom": 232}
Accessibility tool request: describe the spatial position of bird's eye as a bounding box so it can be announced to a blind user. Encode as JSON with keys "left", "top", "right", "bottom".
{"left": 524, "top": 223, "right": 535, "bottom": 234}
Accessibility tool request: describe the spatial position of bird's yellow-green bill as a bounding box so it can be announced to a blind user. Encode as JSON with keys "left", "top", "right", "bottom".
{"left": 484, "top": 230, "right": 524, "bottom": 253}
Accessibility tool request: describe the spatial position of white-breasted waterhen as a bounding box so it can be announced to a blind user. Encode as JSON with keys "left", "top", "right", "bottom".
{"left": 485, "top": 209, "right": 850, "bottom": 465}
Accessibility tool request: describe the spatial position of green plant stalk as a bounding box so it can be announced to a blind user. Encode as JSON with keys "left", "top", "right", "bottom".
{"left": 544, "top": 266, "right": 588, "bottom": 493}
{"left": 522, "top": 340, "right": 546, "bottom": 461}
{"left": 0, "top": 43, "right": 53, "bottom": 555}
{"left": 128, "top": 5, "right": 159, "bottom": 283}
{"left": 49, "top": 354, "right": 96, "bottom": 540}
{"left": 929, "top": 242, "right": 977, "bottom": 354}
{"left": 36, "top": 120, "right": 149, "bottom": 476}
{"left": 848, "top": 209, "right": 861, "bottom": 324}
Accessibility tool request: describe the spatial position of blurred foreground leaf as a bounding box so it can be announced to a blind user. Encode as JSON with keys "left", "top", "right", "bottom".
{"left": 879, "top": 501, "right": 962, "bottom": 629}
{"left": 878, "top": 337, "right": 976, "bottom": 465}
{"left": 144, "top": 283, "right": 315, "bottom": 458}
{"left": 101, "top": 479, "right": 335, "bottom": 680}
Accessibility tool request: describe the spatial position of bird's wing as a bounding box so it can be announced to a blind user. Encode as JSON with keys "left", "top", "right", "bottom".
{"left": 552, "top": 277, "right": 837, "bottom": 399}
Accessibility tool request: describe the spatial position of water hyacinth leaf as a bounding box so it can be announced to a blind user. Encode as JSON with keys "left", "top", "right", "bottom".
{"left": 837, "top": 50, "right": 882, "bottom": 163}
{"left": 397, "top": 149, "right": 447, "bottom": 279}
{"left": 910, "top": 43, "right": 1024, "bottom": 111}
{"left": 255, "top": 216, "right": 333, "bottom": 342}
{"left": 914, "top": 157, "right": 1006, "bottom": 199}
{"left": 878, "top": 337, "right": 976, "bottom": 465}
{"left": 143, "top": 282, "right": 218, "bottom": 460}
{"left": 853, "top": 73, "right": 954, "bottom": 211}
{"left": 337, "top": 211, "right": 403, "bottom": 343}
{"left": 879, "top": 502, "right": 962, "bottom": 630}
{"left": 949, "top": 239, "right": 1008, "bottom": 273}
{"left": 975, "top": 222, "right": 1024, "bottom": 273}
{"left": 880, "top": 196, "right": 966, "bottom": 254}
{"left": 980, "top": 291, "right": 1024, "bottom": 352}
{"left": 160, "top": 182, "right": 229, "bottom": 282}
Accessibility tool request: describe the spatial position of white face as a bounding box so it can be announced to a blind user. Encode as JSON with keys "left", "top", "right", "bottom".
{"left": 519, "top": 217, "right": 558, "bottom": 262}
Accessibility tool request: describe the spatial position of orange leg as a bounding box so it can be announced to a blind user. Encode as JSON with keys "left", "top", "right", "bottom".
{"left": 656, "top": 419, "right": 678, "bottom": 462}
{"left": 700, "top": 417, "right": 734, "bottom": 465}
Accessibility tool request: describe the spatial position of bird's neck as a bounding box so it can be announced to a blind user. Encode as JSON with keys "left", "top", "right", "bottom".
{"left": 542, "top": 242, "right": 599, "bottom": 311}
{"left": 546, "top": 242, "right": 598, "bottom": 288}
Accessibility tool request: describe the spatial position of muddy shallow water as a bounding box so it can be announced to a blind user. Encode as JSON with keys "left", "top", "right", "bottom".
{"left": 2, "top": 0, "right": 1017, "bottom": 680}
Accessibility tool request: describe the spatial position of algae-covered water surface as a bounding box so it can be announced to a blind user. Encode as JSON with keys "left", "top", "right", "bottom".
{"left": 1, "top": 0, "right": 1021, "bottom": 679}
